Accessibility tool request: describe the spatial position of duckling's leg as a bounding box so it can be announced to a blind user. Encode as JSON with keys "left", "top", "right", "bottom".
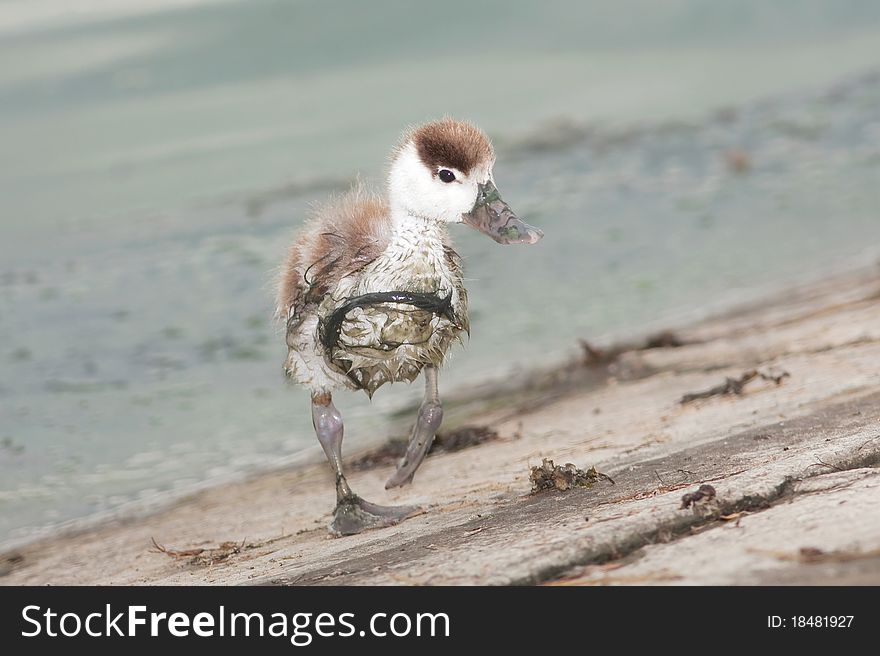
{"left": 311, "top": 392, "right": 421, "bottom": 536}
{"left": 385, "top": 365, "right": 442, "bottom": 489}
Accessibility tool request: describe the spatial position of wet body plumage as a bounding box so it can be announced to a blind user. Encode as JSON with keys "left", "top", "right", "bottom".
{"left": 277, "top": 187, "right": 469, "bottom": 397}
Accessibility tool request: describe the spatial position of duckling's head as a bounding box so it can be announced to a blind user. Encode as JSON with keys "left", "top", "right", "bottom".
{"left": 388, "top": 118, "right": 543, "bottom": 245}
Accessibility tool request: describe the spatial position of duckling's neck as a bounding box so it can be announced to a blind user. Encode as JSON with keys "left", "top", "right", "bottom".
{"left": 389, "top": 207, "right": 447, "bottom": 248}
{"left": 362, "top": 208, "right": 451, "bottom": 294}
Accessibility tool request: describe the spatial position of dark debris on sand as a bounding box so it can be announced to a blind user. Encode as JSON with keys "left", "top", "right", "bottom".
{"left": 0, "top": 552, "right": 24, "bottom": 577}
{"left": 351, "top": 425, "right": 499, "bottom": 471}
{"left": 680, "top": 369, "right": 790, "bottom": 404}
{"left": 680, "top": 484, "right": 717, "bottom": 509}
{"left": 529, "top": 458, "right": 614, "bottom": 493}
{"left": 766, "top": 546, "right": 880, "bottom": 564}
{"left": 579, "top": 330, "right": 690, "bottom": 367}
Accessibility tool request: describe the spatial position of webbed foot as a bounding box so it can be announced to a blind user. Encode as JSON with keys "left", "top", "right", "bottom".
{"left": 330, "top": 495, "right": 423, "bottom": 536}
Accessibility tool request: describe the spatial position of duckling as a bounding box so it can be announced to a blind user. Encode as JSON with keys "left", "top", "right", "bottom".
{"left": 276, "top": 118, "right": 543, "bottom": 535}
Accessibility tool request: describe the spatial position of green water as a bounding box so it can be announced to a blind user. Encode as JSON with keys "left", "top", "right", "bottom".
{"left": 1, "top": 0, "right": 880, "bottom": 545}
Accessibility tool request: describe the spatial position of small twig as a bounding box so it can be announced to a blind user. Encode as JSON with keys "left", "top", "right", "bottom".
{"left": 150, "top": 537, "right": 205, "bottom": 558}
{"left": 808, "top": 459, "right": 844, "bottom": 472}
{"left": 857, "top": 435, "right": 880, "bottom": 451}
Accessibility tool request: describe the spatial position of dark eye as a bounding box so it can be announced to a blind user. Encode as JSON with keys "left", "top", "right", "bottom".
{"left": 438, "top": 169, "right": 456, "bottom": 183}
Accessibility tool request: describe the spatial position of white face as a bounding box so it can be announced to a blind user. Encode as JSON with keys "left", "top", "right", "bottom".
{"left": 388, "top": 141, "right": 493, "bottom": 223}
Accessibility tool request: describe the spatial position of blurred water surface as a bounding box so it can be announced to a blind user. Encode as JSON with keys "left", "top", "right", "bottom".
{"left": 1, "top": 0, "right": 880, "bottom": 544}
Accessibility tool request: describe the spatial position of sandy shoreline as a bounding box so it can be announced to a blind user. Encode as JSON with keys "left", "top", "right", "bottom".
{"left": 3, "top": 266, "right": 880, "bottom": 585}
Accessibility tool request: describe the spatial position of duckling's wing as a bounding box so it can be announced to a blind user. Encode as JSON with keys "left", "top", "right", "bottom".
{"left": 276, "top": 185, "right": 391, "bottom": 326}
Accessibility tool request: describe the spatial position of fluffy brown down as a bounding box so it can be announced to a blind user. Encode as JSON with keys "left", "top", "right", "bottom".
{"left": 276, "top": 185, "right": 392, "bottom": 324}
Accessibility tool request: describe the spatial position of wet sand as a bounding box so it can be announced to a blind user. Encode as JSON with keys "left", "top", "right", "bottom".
{"left": 3, "top": 266, "right": 880, "bottom": 585}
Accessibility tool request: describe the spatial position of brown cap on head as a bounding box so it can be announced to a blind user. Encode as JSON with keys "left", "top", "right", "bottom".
{"left": 403, "top": 118, "right": 494, "bottom": 176}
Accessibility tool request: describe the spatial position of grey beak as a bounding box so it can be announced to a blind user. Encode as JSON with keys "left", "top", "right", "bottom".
{"left": 461, "top": 181, "right": 544, "bottom": 245}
